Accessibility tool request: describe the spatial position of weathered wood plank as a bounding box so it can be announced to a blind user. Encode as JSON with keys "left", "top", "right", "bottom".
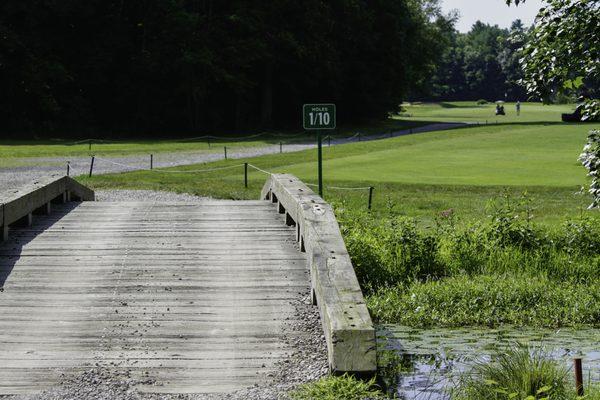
{"left": 0, "top": 199, "right": 308, "bottom": 394}
{"left": 261, "top": 174, "right": 376, "bottom": 374}
{"left": 0, "top": 176, "right": 95, "bottom": 241}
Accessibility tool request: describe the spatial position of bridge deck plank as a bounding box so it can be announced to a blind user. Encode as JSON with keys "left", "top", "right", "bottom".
{"left": 0, "top": 201, "right": 307, "bottom": 394}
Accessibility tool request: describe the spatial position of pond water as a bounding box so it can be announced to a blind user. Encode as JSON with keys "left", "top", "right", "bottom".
{"left": 377, "top": 325, "right": 600, "bottom": 400}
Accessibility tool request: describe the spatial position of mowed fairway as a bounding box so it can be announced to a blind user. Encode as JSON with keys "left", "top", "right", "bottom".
{"left": 285, "top": 124, "right": 591, "bottom": 186}
{"left": 80, "top": 104, "right": 599, "bottom": 225}
{"left": 398, "top": 101, "right": 577, "bottom": 123}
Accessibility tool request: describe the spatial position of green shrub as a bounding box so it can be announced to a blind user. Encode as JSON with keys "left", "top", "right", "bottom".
{"left": 453, "top": 345, "right": 570, "bottom": 400}
{"left": 485, "top": 192, "right": 548, "bottom": 250}
{"left": 342, "top": 206, "right": 600, "bottom": 289}
{"left": 338, "top": 195, "right": 600, "bottom": 327}
{"left": 367, "top": 275, "right": 600, "bottom": 327}
{"left": 290, "top": 374, "right": 385, "bottom": 400}
{"left": 438, "top": 223, "right": 488, "bottom": 275}
{"left": 477, "top": 99, "right": 489, "bottom": 105}
{"left": 584, "top": 386, "right": 600, "bottom": 400}
{"left": 342, "top": 212, "right": 444, "bottom": 293}
{"left": 560, "top": 215, "right": 600, "bottom": 255}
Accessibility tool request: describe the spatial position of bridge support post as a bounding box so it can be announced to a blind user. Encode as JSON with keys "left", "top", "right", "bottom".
{"left": 17, "top": 213, "right": 33, "bottom": 227}
{"left": 34, "top": 202, "right": 51, "bottom": 215}
{"left": 1, "top": 225, "right": 7, "bottom": 241}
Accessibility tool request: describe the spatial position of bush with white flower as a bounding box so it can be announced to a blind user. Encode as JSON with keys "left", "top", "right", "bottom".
{"left": 579, "top": 130, "right": 600, "bottom": 209}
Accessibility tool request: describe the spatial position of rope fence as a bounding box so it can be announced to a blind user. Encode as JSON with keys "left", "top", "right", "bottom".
{"left": 58, "top": 125, "right": 419, "bottom": 151}
{"left": 62, "top": 126, "right": 408, "bottom": 211}
{"left": 62, "top": 130, "right": 312, "bottom": 148}
{"left": 79, "top": 157, "right": 376, "bottom": 210}
{"left": 92, "top": 156, "right": 246, "bottom": 174}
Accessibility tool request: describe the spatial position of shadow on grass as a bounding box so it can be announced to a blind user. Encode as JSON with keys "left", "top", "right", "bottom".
{"left": 396, "top": 119, "right": 595, "bottom": 129}
{"left": 438, "top": 102, "right": 483, "bottom": 109}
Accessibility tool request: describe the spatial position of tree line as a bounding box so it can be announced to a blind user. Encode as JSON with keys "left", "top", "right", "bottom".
{"left": 416, "top": 19, "right": 529, "bottom": 102}
{"left": 0, "top": 0, "right": 450, "bottom": 137}
{"left": 4, "top": 1, "right": 592, "bottom": 138}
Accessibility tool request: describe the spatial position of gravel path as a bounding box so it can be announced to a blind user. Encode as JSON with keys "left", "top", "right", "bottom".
{"left": 94, "top": 189, "right": 211, "bottom": 202}
{"left": 0, "top": 123, "right": 466, "bottom": 190}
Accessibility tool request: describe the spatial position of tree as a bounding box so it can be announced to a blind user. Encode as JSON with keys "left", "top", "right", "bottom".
{"left": 497, "top": 20, "right": 528, "bottom": 101}
{"left": 506, "top": 0, "right": 599, "bottom": 116}
{"left": 462, "top": 22, "right": 508, "bottom": 100}
{"left": 423, "top": 21, "right": 525, "bottom": 101}
{"left": 507, "top": 0, "right": 599, "bottom": 207}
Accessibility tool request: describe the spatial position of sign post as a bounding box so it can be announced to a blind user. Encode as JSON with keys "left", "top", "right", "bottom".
{"left": 303, "top": 104, "right": 336, "bottom": 197}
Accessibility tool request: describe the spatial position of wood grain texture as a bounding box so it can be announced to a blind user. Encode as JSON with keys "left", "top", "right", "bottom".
{"left": 261, "top": 174, "right": 376, "bottom": 374}
{"left": 0, "top": 200, "right": 308, "bottom": 394}
{"left": 0, "top": 176, "right": 94, "bottom": 241}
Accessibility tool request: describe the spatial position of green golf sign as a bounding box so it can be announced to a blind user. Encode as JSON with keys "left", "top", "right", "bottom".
{"left": 303, "top": 103, "right": 336, "bottom": 198}
{"left": 303, "top": 104, "right": 336, "bottom": 130}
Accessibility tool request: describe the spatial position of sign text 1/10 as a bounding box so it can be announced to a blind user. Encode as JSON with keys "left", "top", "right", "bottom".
{"left": 303, "top": 104, "right": 336, "bottom": 130}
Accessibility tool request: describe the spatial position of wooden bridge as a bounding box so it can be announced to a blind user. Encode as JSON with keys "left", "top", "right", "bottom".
{"left": 0, "top": 175, "right": 375, "bottom": 395}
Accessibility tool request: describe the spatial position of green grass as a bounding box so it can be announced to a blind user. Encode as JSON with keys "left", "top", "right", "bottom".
{"left": 398, "top": 101, "right": 578, "bottom": 124}
{"left": 290, "top": 374, "right": 385, "bottom": 400}
{"left": 0, "top": 138, "right": 261, "bottom": 160}
{"left": 368, "top": 275, "right": 600, "bottom": 328}
{"left": 453, "top": 345, "right": 572, "bottom": 400}
{"left": 284, "top": 123, "right": 592, "bottom": 187}
{"left": 0, "top": 120, "right": 419, "bottom": 163}
{"left": 453, "top": 345, "right": 600, "bottom": 400}
{"left": 78, "top": 119, "right": 598, "bottom": 225}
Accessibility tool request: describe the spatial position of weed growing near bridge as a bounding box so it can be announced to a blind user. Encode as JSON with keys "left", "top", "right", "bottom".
{"left": 290, "top": 373, "right": 385, "bottom": 400}
{"left": 453, "top": 345, "right": 571, "bottom": 400}
{"left": 338, "top": 193, "right": 600, "bottom": 328}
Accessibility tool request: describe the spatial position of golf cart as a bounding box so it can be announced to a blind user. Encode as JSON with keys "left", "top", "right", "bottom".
{"left": 562, "top": 105, "right": 584, "bottom": 122}
{"left": 495, "top": 100, "right": 506, "bottom": 116}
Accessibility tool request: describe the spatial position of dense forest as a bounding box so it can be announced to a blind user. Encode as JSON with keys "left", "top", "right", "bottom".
{"left": 0, "top": 0, "right": 452, "bottom": 137}
{"left": 2, "top": 1, "right": 572, "bottom": 138}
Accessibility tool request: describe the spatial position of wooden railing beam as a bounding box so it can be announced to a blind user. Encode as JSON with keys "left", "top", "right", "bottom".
{"left": 261, "top": 174, "right": 377, "bottom": 375}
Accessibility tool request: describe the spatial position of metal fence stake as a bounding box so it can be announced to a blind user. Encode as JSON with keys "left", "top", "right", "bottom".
{"left": 574, "top": 358, "right": 584, "bottom": 396}
{"left": 150, "top": 154, "right": 153, "bottom": 170}
{"left": 224, "top": 146, "right": 227, "bottom": 160}
{"left": 368, "top": 187, "right": 374, "bottom": 210}
{"left": 244, "top": 163, "right": 248, "bottom": 188}
{"left": 89, "top": 156, "right": 95, "bottom": 177}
